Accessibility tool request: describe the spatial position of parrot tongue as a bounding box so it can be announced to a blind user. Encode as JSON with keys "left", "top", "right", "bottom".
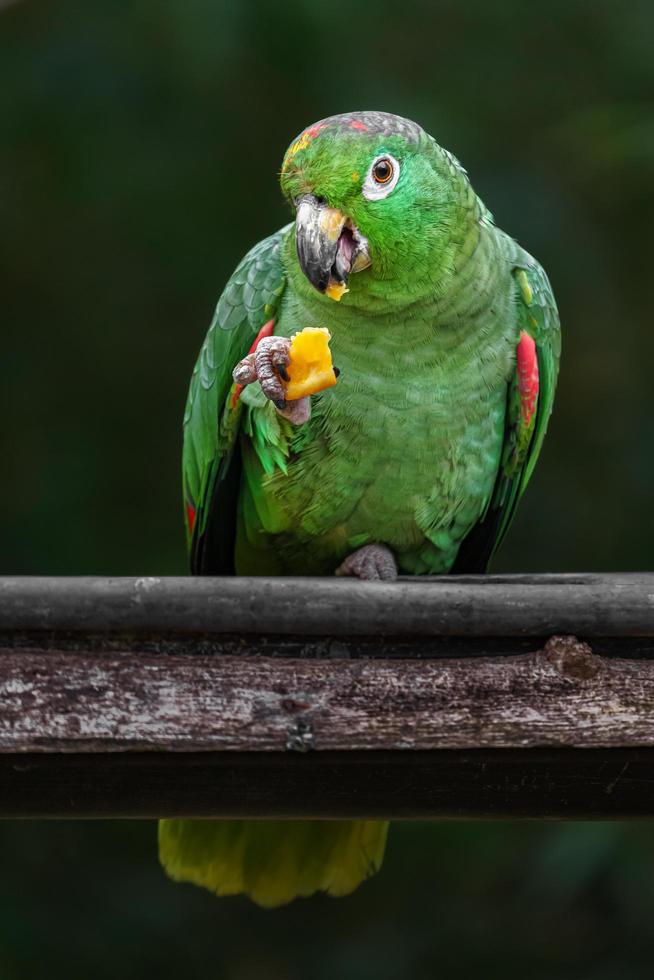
{"left": 332, "top": 226, "right": 355, "bottom": 283}
{"left": 330, "top": 222, "right": 371, "bottom": 291}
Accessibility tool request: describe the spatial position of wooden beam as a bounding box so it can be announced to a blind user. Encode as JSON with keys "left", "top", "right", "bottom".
{"left": 0, "top": 575, "right": 653, "bottom": 818}
{"left": 1, "top": 636, "right": 653, "bottom": 754}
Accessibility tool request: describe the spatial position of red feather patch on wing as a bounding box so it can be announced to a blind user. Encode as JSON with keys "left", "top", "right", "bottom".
{"left": 186, "top": 503, "right": 197, "bottom": 534}
{"left": 230, "top": 318, "right": 275, "bottom": 409}
{"left": 517, "top": 330, "right": 539, "bottom": 426}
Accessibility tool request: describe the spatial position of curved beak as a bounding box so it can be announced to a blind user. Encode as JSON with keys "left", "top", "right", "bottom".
{"left": 294, "top": 194, "right": 371, "bottom": 301}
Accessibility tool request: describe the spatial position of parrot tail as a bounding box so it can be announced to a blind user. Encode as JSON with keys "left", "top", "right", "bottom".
{"left": 158, "top": 818, "right": 389, "bottom": 908}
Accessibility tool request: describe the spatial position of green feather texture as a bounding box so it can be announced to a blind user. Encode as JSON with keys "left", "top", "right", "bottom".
{"left": 165, "top": 110, "right": 561, "bottom": 906}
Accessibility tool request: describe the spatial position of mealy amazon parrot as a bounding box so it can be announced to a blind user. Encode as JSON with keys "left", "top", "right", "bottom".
{"left": 159, "top": 110, "right": 561, "bottom": 907}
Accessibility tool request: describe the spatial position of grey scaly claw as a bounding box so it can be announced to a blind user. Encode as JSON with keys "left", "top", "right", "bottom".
{"left": 335, "top": 543, "right": 398, "bottom": 581}
{"left": 232, "top": 336, "right": 311, "bottom": 426}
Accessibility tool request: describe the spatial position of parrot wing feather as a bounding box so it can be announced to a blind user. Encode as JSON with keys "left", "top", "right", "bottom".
{"left": 452, "top": 247, "right": 561, "bottom": 573}
{"left": 183, "top": 226, "right": 289, "bottom": 572}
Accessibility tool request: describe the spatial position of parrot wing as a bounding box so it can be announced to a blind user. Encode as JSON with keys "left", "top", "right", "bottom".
{"left": 183, "top": 226, "right": 288, "bottom": 573}
{"left": 452, "top": 248, "right": 561, "bottom": 573}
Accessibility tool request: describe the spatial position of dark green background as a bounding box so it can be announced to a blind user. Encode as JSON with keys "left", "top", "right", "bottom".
{"left": 2, "top": 1, "right": 654, "bottom": 977}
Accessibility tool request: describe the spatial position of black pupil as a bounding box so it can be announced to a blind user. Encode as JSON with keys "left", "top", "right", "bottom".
{"left": 374, "top": 160, "right": 391, "bottom": 182}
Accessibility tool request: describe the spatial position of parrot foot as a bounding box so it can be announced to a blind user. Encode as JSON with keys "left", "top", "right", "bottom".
{"left": 233, "top": 336, "right": 311, "bottom": 425}
{"left": 335, "top": 544, "right": 398, "bottom": 581}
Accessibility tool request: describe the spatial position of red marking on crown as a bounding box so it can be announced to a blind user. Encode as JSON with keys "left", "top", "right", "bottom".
{"left": 349, "top": 120, "right": 368, "bottom": 131}
{"left": 517, "top": 331, "right": 539, "bottom": 427}
{"left": 186, "top": 503, "right": 197, "bottom": 534}
{"left": 306, "top": 123, "right": 326, "bottom": 139}
{"left": 230, "top": 318, "right": 276, "bottom": 409}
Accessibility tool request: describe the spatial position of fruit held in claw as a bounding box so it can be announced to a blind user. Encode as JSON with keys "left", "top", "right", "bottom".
{"left": 285, "top": 327, "right": 337, "bottom": 401}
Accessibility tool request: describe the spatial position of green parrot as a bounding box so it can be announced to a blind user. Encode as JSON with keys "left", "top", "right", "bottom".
{"left": 159, "top": 110, "right": 561, "bottom": 907}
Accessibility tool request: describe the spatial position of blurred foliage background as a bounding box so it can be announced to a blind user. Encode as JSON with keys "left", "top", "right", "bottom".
{"left": 1, "top": 0, "right": 654, "bottom": 976}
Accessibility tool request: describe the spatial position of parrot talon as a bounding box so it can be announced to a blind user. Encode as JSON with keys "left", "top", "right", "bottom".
{"left": 232, "top": 336, "right": 311, "bottom": 425}
{"left": 335, "top": 544, "right": 398, "bottom": 581}
{"left": 232, "top": 353, "right": 257, "bottom": 385}
{"left": 271, "top": 344, "right": 291, "bottom": 381}
{"left": 276, "top": 397, "right": 311, "bottom": 425}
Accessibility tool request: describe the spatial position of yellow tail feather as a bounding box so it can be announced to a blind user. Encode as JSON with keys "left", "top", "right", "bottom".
{"left": 158, "top": 819, "right": 389, "bottom": 908}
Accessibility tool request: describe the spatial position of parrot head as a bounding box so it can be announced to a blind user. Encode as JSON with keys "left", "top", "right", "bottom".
{"left": 280, "top": 110, "right": 474, "bottom": 305}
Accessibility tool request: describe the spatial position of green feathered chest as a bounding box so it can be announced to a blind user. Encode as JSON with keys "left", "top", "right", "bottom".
{"left": 236, "top": 283, "right": 518, "bottom": 576}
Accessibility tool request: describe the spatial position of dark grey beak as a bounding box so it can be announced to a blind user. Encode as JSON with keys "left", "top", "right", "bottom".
{"left": 294, "top": 195, "right": 346, "bottom": 294}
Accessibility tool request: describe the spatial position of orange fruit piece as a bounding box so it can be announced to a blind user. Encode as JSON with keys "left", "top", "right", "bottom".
{"left": 325, "top": 282, "right": 348, "bottom": 302}
{"left": 285, "top": 327, "right": 337, "bottom": 401}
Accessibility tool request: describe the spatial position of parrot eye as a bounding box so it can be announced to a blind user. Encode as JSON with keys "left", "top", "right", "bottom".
{"left": 373, "top": 159, "right": 393, "bottom": 183}
{"left": 362, "top": 154, "right": 401, "bottom": 201}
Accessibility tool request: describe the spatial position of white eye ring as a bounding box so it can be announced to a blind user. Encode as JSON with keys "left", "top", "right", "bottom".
{"left": 362, "top": 153, "right": 401, "bottom": 201}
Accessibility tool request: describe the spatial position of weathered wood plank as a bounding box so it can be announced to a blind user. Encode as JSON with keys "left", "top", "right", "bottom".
{"left": 1, "top": 636, "right": 653, "bottom": 754}
{"left": 0, "top": 574, "right": 653, "bottom": 637}
{"left": 1, "top": 576, "right": 653, "bottom": 817}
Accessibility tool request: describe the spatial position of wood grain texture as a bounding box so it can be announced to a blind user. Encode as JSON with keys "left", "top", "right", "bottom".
{"left": 1, "top": 576, "right": 653, "bottom": 817}
{"left": 1, "top": 636, "right": 653, "bottom": 754}
{"left": 0, "top": 574, "right": 653, "bottom": 636}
